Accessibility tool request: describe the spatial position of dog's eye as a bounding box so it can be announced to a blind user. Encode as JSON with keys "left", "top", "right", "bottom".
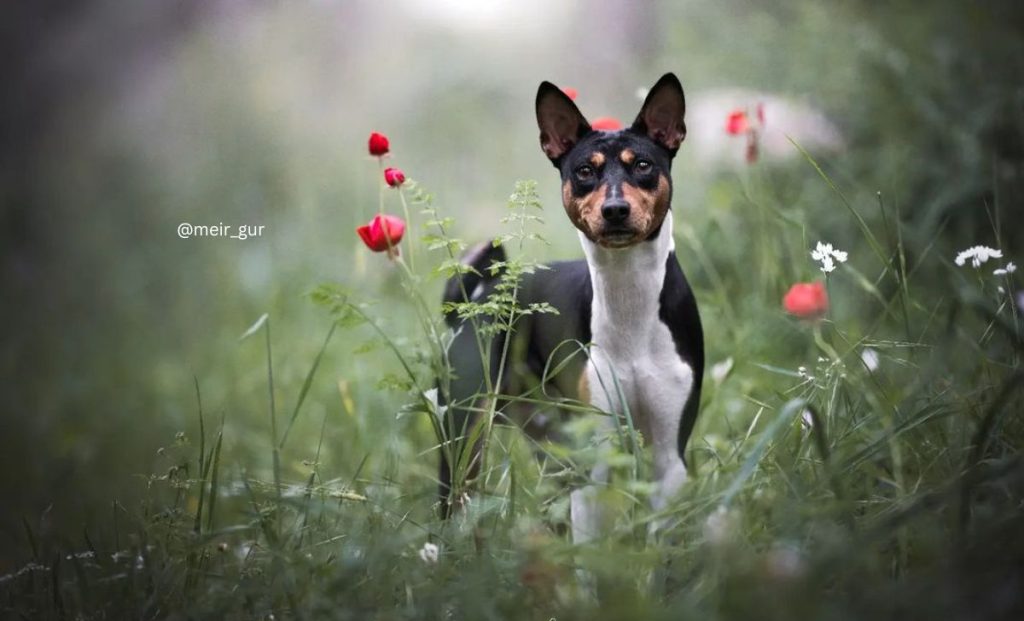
{"left": 635, "top": 159, "right": 653, "bottom": 174}
{"left": 575, "top": 165, "right": 595, "bottom": 181}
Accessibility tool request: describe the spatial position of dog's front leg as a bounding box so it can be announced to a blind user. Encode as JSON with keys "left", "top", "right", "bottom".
{"left": 651, "top": 438, "right": 688, "bottom": 515}
{"left": 646, "top": 362, "right": 695, "bottom": 531}
{"left": 570, "top": 357, "right": 621, "bottom": 544}
{"left": 569, "top": 461, "right": 610, "bottom": 544}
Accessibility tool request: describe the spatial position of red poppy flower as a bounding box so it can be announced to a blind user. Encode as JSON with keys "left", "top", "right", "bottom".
{"left": 783, "top": 282, "right": 829, "bottom": 318}
{"left": 726, "top": 110, "right": 748, "bottom": 135}
{"left": 384, "top": 167, "right": 405, "bottom": 187}
{"left": 368, "top": 132, "right": 390, "bottom": 157}
{"left": 561, "top": 86, "right": 578, "bottom": 101}
{"left": 591, "top": 117, "right": 622, "bottom": 131}
{"left": 356, "top": 214, "right": 405, "bottom": 256}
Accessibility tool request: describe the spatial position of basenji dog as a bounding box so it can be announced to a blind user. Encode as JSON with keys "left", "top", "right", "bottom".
{"left": 437, "top": 73, "right": 703, "bottom": 541}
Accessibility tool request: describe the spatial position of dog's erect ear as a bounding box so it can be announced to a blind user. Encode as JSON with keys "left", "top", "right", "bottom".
{"left": 536, "top": 81, "right": 591, "bottom": 166}
{"left": 631, "top": 73, "right": 686, "bottom": 155}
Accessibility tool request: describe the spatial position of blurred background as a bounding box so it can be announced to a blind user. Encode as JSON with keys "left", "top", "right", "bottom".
{"left": 1, "top": 0, "right": 1022, "bottom": 566}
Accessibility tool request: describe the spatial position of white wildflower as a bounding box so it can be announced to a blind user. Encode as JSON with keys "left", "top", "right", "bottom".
{"left": 418, "top": 542, "right": 439, "bottom": 564}
{"left": 860, "top": 348, "right": 879, "bottom": 372}
{"left": 811, "top": 242, "right": 848, "bottom": 274}
{"left": 710, "top": 357, "right": 734, "bottom": 384}
{"left": 800, "top": 409, "right": 815, "bottom": 430}
{"left": 955, "top": 246, "right": 1002, "bottom": 268}
{"left": 636, "top": 87, "right": 649, "bottom": 101}
{"left": 993, "top": 262, "right": 1017, "bottom": 276}
{"left": 998, "top": 286, "right": 1006, "bottom": 294}
{"left": 422, "top": 388, "right": 447, "bottom": 420}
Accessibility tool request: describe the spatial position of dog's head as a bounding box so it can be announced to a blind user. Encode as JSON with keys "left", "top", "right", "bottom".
{"left": 535, "top": 73, "right": 686, "bottom": 249}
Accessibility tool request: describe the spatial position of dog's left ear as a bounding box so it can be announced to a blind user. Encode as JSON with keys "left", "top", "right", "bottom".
{"left": 631, "top": 73, "right": 686, "bottom": 155}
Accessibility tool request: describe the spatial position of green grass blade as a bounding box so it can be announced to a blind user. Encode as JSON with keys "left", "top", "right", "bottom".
{"left": 205, "top": 414, "right": 225, "bottom": 533}
{"left": 788, "top": 136, "right": 888, "bottom": 266}
{"left": 193, "top": 376, "right": 206, "bottom": 537}
{"left": 721, "top": 398, "right": 806, "bottom": 507}
{"left": 279, "top": 321, "right": 337, "bottom": 450}
{"left": 238, "top": 312, "right": 268, "bottom": 342}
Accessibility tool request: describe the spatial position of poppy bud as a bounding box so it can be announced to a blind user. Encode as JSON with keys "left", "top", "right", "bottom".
{"left": 726, "top": 110, "right": 748, "bottom": 135}
{"left": 368, "top": 132, "right": 390, "bottom": 157}
{"left": 383, "top": 167, "right": 405, "bottom": 187}
{"left": 783, "top": 282, "right": 828, "bottom": 318}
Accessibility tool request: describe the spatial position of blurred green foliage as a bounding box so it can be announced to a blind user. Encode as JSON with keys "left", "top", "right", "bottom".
{"left": 1, "top": 0, "right": 1023, "bottom": 617}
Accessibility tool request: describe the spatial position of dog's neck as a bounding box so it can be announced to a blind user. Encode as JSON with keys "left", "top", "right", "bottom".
{"left": 579, "top": 211, "right": 675, "bottom": 354}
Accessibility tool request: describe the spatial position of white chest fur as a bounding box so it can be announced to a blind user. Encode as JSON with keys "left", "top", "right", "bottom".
{"left": 578, "top": 211, "right": 693, "bottom": 509}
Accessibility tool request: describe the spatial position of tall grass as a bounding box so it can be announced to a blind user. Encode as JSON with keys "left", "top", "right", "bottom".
{"left": 3, "top": 150, "right": 1023, "bottom": 620}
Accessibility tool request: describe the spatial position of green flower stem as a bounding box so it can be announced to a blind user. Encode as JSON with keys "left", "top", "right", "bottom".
{"left": 376, "top": 158, "right": 384, "bottom": 215}
{"left": 397, "top": 188, "right": 415, "bottom": 272}
{"left": 813, "top": 323, "right": 841, "bottom": 363}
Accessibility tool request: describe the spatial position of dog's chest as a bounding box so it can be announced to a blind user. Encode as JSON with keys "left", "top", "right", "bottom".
{"left": 581, "top": 225, "right": 694, "bottom": 438}
{"left": 587, "top": 295, "right": 693, "bottom": 436}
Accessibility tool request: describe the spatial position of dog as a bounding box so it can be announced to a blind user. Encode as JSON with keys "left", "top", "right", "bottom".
{"left": 437, "top": 73, "right": 703, "bottom": 541}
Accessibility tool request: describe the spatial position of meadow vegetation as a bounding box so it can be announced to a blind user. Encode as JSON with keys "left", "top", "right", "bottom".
{"left": 2, "top": 1, "right": 1023, "bottom": 619}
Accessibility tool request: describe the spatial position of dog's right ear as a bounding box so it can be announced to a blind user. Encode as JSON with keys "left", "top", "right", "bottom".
{"left": 536, "top": 82, "right": 591, "bottom": 167}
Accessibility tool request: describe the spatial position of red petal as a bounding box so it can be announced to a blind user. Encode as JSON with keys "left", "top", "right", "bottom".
{"left": 357, "top": 214, "right": 406, "bottom": 253}
{"left": 384, "top": 167, "right": 405, "bottom": 187}
{"left": 726, "top": 111, "right": 748, "bottom": 135}
{"left": 357, "top": 224, "right": 384, "bottom": 251}
{"left": 368, "top": 132, "right": 390, "bottom": 157}
{"left": 379, "top": 214, "right": 405, "bottom": 244}
{"left": 783, "top": 282, "right": 829, "bottom": 318}
{"left": 591, "top": 117, "right": 622, "bottom": 131}
{"left": 561, "top": 86, "right": 578, "bottom": 101}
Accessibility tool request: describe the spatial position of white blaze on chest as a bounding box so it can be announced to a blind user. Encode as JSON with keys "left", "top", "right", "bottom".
{"left": 579, "top": 211, "right": 694, "bottom": 452}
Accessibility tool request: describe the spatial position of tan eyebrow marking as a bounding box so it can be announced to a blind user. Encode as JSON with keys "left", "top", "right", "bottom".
{"left": 589, "top": 152, "right": 605, "bottom": 167}
{"left": 620, "top": 148, "right": 635, "bottom": 165}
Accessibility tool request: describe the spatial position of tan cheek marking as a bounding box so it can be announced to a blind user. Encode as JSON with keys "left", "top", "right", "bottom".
{"left": 589, "top": 152, "right": 605, "bottom": 168}
{"left": 563, "top": 181, "right": 607, "bottom": 239}
{"left": 620, "top": 148, "right": 635, "bottom": 165}
{"left": 580, "top": 183, "right": 608, "bottom": 233}
{"left": 622, "top": 175, "right": 671, "bottom": 236}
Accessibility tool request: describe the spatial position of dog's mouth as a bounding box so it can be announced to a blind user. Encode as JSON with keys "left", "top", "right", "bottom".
{"left": 595, "top": 227, "right": 640, "bottom": 248}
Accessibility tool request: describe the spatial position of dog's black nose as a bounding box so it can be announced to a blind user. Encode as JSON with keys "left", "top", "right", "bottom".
{"left": 601, "top": 200, "right": 630, "bottom": 223}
